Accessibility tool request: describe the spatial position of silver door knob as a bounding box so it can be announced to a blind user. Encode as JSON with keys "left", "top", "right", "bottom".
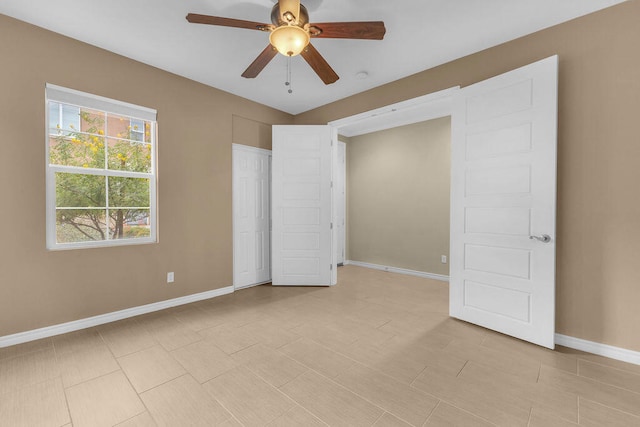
{"left": 529, "top": 234, "right": 551, "bottom": 243}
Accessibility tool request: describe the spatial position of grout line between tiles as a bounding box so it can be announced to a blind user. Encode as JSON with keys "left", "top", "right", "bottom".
{"left": 278, "top": 344, "right": 429, "bottom": 427}
{"left": 455, "top": 360, "right": 469, "bottom": 378}
{"left": 577, "top": 395, "right": 581, "bottom": 425}
{"left": 228, "top": 413, "right": 246, "bottom": 427}
{"left": 578, "top": 356, "right": 640, "bottom": 379}
{"left": 209, "top": 365, "right": 301, "bottom": 424}
{"left": 410, "top": 366, "right": 429, "bottom": 387}
{"left": 422, "top": 399, "right": 441, "bottom": 426}
{"left": 197, "top": 374, "right": 242, "bottom": 426}
{"left": 526, "top": 406, "right": 533, "bottom": 427}
{"left": 113, "top": 409, "right": 149, "bottom": 427}
{"left": 60, "top": 377, "right": 74, "bottom": 427}
{"left": 547, "top": 362, "right": 640, "bottom": 397}
{"left": 578, "top": 396, "right": 640, "bottom": 422}
{"left": 438, "top": 399, "right": 499, "bottom": 426}
{"left": 370, "top": 411, "right": 386, "bottom": 426}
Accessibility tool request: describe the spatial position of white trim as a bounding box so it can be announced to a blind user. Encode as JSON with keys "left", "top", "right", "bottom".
{"left": 328, "top": 87, "right": 459, "bottom": 137}
{"left": 346, "top": 260, "right": 449, "bottom": 282}
{"left": 49, "top": 164, "right": 153, "bottom": 179}
{"left": 0, "top": 286, "right": 234, "bottom": 349}
{"left": 555, "top": 334, "right": 640, "bottom": 366}
{"left": 46, "top": 83, "right": 157, "bottom": 121}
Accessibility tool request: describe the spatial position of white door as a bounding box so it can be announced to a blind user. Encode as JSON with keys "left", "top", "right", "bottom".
{"left": 336, "top": 141, "right": 346, "bottom": 265}
{"left": 449, "top": 56, "right": 558, "bottom": 349}
{"left": 232, "top": 144, "right": 271, "bottom": 289}
{"left": 272, "top": 125, "right": 333, "bottom": 286}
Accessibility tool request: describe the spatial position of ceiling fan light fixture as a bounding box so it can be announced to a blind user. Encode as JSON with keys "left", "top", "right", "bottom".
{"left": 269, "top": 25, "right": 310, "bottom": 57}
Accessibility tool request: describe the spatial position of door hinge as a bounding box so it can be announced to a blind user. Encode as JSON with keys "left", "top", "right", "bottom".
{"left": 330, "top": 181, "right": 334, "bottom": 188}
{"left": 330, "top": 264, "right": 333, "bottom": 270}
{"left": 330, "top": 222, "right": 333, "bottom": 230}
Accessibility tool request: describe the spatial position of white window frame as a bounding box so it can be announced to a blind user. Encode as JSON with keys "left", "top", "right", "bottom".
{"left": 45, "top": 83, "right": 158, "bottom": 250}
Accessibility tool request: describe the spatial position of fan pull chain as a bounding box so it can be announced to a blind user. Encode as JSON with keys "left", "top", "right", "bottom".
{"left": 285, "top": 56, "right": 293, "bottom": 94}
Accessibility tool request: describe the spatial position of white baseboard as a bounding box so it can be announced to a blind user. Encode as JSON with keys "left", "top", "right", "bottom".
{"left": 345, "top": 260, "right": 449, "bottom": 282}
{"left": 555, "top": 333, "right": 640, "bottom": 366}
{"left": 0, "top": 285, "right": 234, "bottom": 349}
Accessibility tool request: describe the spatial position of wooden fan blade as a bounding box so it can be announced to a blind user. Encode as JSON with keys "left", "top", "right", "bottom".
{"left": 300, "top": 43, "right": 339, "bottom": 85}
{"left": 241, "top": 45, "right": 278, "bottom": 78}
{"left": 309, "top": 21, "right": 386, "bottom": 40}
{"left": 186, "top": 13, "right": 271, "bottom": 31}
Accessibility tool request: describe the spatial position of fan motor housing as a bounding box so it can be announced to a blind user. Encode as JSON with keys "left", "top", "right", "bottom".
{"left": 271, "top": 3, "right": 309, "bottom": 27}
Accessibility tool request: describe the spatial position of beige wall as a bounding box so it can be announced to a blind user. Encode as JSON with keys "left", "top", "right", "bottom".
{"left": 232, "top": 115, "right": 273, "bottom": 150}
{"left": 0, "top": 14, "right": 292, "bottom": 337}
{"left": 347, "top": 118, "right": 450, "bottom": 275}
{"left": 296, "top": 1, "right": 640, "bottom": 353}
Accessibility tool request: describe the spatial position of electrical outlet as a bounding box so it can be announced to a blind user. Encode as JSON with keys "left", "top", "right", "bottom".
{"left": 441, "top": 255, "right": 447, "bottom": 264}
{"left": 167, "top": 272, "right": 175, "bottom": 283}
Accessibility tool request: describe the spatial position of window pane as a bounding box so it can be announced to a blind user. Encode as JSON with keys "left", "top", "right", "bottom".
{"left": 107, "top": 138, "right": 152, "bottom": 173}
{"left": 109, "top": 209, "right": 150, "bottom": 240}
{"left": 79, "top": 108, "right": 105, "bottom": 135}
{"left": 49, "top": 103, "right": 79, "bottom": 137}
{"left": 108, "top": 175, "right": 150, "bottom": 240}
{"left": 56, "top": 209, "right": 107, "bottom": 243}
{"left": 49, "top": 133, "right": 105, "bottom": 168}
{"left": 108, "top": 176, "right": 150, "bottom": 208}
{"left": 62, "top": 104, "right": 81, "bottom": 131}
{"left": 49, "top": 103, "right": 107, "bottom": 167}
{"left": 107, "top": 114, "right": 152, "bottom": 143}
{"left": 130, "top": 118, "right": 145, "bottom": 142}
{"left": 49, "top": 102, "right": 60, "bottom": 132}
{"left": 56, "top": 173, "right": 106, "bottom": 208}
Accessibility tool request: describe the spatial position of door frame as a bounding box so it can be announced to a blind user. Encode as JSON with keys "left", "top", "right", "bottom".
{"left": 328, "top": 87, "right": 458, "bottom": 138}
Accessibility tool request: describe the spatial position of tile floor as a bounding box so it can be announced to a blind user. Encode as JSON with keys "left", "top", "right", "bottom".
{"left": 1, "top": 265, "right": 640, "bottom": 426}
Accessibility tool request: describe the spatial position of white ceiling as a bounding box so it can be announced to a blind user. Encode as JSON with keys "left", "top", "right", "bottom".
{"left": 0, "top": 0, "right": 626, "bottom": 115}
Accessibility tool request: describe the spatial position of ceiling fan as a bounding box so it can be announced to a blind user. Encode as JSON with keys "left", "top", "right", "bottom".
{"left": 186, "top": 0, "right": 386, "bottom": 85}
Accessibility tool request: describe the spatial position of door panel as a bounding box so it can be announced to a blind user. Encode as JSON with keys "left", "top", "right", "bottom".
{"left": 272, "top": 125, "right": 333, "bottom": 286}
{"left": 232, "top": 144, "right": 271, "bottom": 289}
{"left": 450, "top": 55, "right": 558, "bottom": 349}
